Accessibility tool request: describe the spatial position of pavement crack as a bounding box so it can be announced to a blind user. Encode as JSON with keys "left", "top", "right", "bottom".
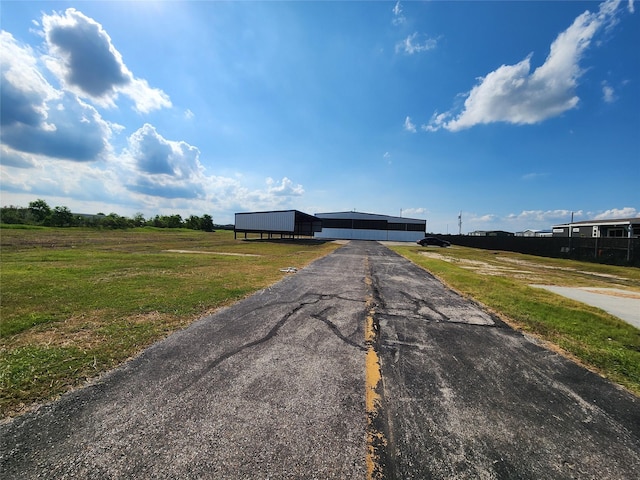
{"left": 177, "top": 297, "right": 321, "bottom": 393}
{"left": 311, "top": 307, "right": 366, "bottom": 352}
{"left": 365, "top": 258, "right": 396, "bottom": 480}
{"left": 397, "top": 290, "right": 451, "bottom": 322}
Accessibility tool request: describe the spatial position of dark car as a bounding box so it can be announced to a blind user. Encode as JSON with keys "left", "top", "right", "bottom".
{"left": 417, "top": 236, "right": 451, "bottom": 247}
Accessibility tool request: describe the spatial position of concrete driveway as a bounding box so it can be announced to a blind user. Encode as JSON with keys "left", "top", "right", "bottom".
{"left": 530, "top": 285, "right": 640, "bottom": 329}
{"left": 1, "top": 241, "right": 639, "bottom": 479}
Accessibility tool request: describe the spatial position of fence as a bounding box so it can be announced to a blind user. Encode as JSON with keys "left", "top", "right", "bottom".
{"left": 438, "top": 235, "right": 640, "bottom": 267}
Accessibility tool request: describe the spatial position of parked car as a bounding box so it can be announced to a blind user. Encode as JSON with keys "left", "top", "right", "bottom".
{"left": 417, "top": 236, "right": 451, "bottom": 247}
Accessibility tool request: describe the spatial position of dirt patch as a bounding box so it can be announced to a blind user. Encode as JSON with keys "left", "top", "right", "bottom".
{"left": 418, "top": 251, "right": 544, "bottom": 281}
{"left": 499, "top": 257, "right": 630, "bottom": 282}
{"left": 582, "top": 288, "right": 640, "bottom": 300}
{"left": 165, "top": 249, "right": 261, "bottom": 257}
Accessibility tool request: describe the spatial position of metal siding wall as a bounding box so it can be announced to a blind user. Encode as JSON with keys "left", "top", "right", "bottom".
{"left": 235, "top": 211, "right": 295, "bottom": 232}
{"left": 315, "top": 228, "right": 423, "bottom": 242}
{"left": 315, "top": 228, "right": 354, "bottom": 239}
{"left": 387, "top": 231, "right": 424, "bottom": 242}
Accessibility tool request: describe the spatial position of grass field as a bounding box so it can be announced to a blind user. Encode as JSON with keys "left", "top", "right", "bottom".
{"left": 389, "top": 244, "right": 640, "bottom": 396}
{"left": 0, "top": 226, "right": 340, "bottom": 418}
{"left": 2, "top": 229, "right": 639, "bottom": 419}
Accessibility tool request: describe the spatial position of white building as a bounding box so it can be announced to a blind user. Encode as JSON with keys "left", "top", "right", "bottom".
{"left": 516, "top": 229, "right": 553, "bottom": 237}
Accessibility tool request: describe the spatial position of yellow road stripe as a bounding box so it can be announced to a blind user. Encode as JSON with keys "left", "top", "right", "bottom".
{"left": 364, "top": 259, "right": 386, "bottom": 479}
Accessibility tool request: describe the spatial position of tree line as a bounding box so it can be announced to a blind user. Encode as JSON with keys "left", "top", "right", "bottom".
{"left": 0, "top": 199, "right": 218, "bottom": 231}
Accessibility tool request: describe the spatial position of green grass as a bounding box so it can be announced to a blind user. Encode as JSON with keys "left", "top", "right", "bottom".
{"left": 3, "top": 230, "right": 638, "bottom": 417}
{"left": 390, "top": 245, "right": 640, "bottom": 395}
{"left": 0, "top": 227, "right": 340, "bottom": 417}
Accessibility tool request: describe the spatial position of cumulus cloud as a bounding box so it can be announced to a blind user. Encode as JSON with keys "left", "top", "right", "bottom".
{"left": 427, "top": 0, "right": 628, "bottom": 132}
{"left": 1, "top": 31, "right": 59, "bottom": 128}
{"left": 3, "top": 93, "right": 112, "bottom": 161}
{"left": 1, "top": 32, "right": 112, "bottom": 162}
{"left": 404, "top": 115, "right": 417, "bottom": 133}
{"left": 266, "top": 177, "right": 304, "bottom": 196}
{"left": 124, "top": 124, "right": 205, "bottom": 199}
{"left": 593, "top": 207, "right": 638, "bottom": 219}
{"left": 0, "top": 145, "right": 37, "bottom": 169}
{"left": 1, "top": 11, "right": 306, "bottom": 221}
{"left": 396, "top": 32, "right": 437, "bottom": 55}
{"left": 42, "top": 8, "right": 171, "bottom": 113}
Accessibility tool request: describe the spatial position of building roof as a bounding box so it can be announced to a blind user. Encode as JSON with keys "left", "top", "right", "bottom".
{"left": 553, "top": 217, "right": 640, "bottom": 227}
{"left": 314, "top": 211, "right": 425, "bottom": 224}
{"left": 235, "top": 209, "right": 318, "bottom": 224}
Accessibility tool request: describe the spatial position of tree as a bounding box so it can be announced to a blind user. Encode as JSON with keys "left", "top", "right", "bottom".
{"left": 132, "top": 212, "right": 146, "bottom": 227}
{"left": 100, "top": 213, "right": 131, "bottom": 229}
{"left": 166, "top": 214, "right": 183, "bottom": 229}
{"left": 50, "top": 206, "right": 73, "bottom": 227}
{"left": 28, "top": 199, "right": 51, "bottom": 224}
{"left": 0, "top": 206, "right": 28, "bottom": 224}
{"left": 201, "top": 214, "right": 214, "bottom": 232}
{"left": 185, "top": 215, "right": 202, "bottom": 230}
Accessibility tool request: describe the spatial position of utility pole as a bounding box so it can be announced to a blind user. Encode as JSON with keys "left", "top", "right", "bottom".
{"left": 568, "top": 211, "right": 574, "bottom": 259}
{"left": 458, "top": 211, "right": 462, "bottom": 235}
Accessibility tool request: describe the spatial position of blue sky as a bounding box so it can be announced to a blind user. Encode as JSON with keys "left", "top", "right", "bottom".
{"left": 1, "top": 0, "right": 638, "bottom": 233}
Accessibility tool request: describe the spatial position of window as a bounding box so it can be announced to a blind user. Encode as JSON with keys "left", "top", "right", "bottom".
{"left": 606, "top": 228, "right": 625, "bottom": 237}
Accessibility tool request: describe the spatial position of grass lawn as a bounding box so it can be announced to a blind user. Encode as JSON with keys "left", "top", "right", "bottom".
{"left": 3, "top": 229, "right": 638, "bottom": 419}
{"left": 390, "top": 244, "right": 640, "bottom": 396}
{"left": 0, "top": 226, "right": 340, "bottom": 418}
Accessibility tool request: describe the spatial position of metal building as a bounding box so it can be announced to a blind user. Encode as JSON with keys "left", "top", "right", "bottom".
{"left": 552, "top": 217, "right": 640, "bottom": 238}
{"left": 234, "top": 210, "right": 321, "bottom": 239}
{"left": 314, "top": 211, "right": 426, "bottom": 242}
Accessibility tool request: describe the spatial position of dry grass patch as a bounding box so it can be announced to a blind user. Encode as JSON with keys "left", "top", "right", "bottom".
{"left": 1, "top": 227, "right": 340, "bottom": 418}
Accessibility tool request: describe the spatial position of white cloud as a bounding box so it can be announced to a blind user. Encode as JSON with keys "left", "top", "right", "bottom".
{"left": 427, "top": 0, "right": 628, "bottom": 132}
{"left": 1, "top": 32, "right": 113, "bottom": 162}
{"left": 392, "top": 1, "right": 406, "bottom": 26}
{"left": 41, "top": 8, "right": 171, "bottom": 113}
{"left": 1, "top": 31, "right": 60, "bottom": 128}
{"left": 266, "top": 177, "right": 304, "bottom": 196}
{"left": 401, "top": 207, "right": 427, "bottom": 217}
{"left": 125, "top": 78, "right": 172, "bottom": 114}
{"left": 404, "top": 115, "right": 417, "bottom": 133}
{"left": 396, "top": 32, "right": 437, "bottom": 55}
{"left": 1, "top": 10, "right": 306, "bottom": 223}
{"left": 465, "top": 208, "right": 639, "bottom": 232}
{"left": 593, "top": 207, "right": 638, "bottom": 219}
{"left": 602, "top": 81, "right": 616, "bottom": 103}
{"left": 506, "top": 209, "right": 580, "bottom": 223}
{"left": 522, "top": 172, "right": 548, "bottom": 181}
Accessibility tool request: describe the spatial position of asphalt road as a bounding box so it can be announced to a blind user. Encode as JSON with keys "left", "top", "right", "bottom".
{"left": 2, "top": 241, "right": 639, "bottom": 479}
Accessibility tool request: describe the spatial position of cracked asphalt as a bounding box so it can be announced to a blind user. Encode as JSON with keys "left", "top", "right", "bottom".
{"left": 2, "top": 241, "right": 639, "bottom": 479}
